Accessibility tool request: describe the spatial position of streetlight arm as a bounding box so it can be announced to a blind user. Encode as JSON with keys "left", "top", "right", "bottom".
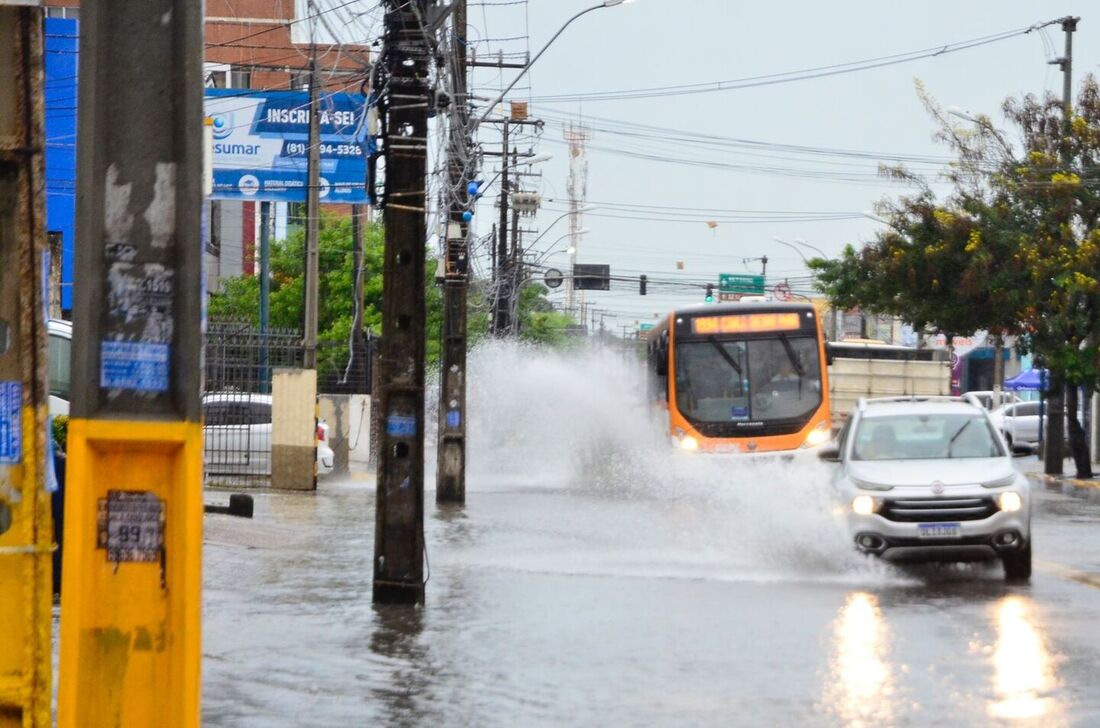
{"left": 476, "top": 3, "right": 607, "bottom": 126}
{"left": 770, "top": 237, "right": 808, "bottom": 264}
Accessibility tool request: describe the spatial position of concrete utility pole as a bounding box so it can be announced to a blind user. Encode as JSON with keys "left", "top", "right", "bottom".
{"left": 437, "top": 0, "right": 470, "bottom": 504}
{"left": 493, "top": 120, "right": 511, "bottom": 335}
{"left": 59, "top": 0, "right": 205, "bottom": 724}
{"left": 0, "top": 5, "right": 52, "bottom": 725}
{"left": 259, "top": 200, "right": 272, "bottom": 391}
{"left": 373, "top": 0, "right": 431, "bottom": 605}
{"left": 1044, "top": 16, "right": 1079, "bottom": 476}
{"left": 303, "top": 51, "right": 321, "bottom": 369}
{"left": 350, "top": 203, "right": 366, "bottom": 383}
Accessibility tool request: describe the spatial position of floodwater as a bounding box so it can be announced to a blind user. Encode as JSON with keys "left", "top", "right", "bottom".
{"left": 203, "top": 341, "right": 1100, "bottom": 726}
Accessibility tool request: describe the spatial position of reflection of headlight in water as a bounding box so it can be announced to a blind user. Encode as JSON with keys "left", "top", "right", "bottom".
{"left": 990, "top": 597, "right": 1061, "bottom": 721}
{"left": 823, "top": 592, "right": 894, "bottom": 726}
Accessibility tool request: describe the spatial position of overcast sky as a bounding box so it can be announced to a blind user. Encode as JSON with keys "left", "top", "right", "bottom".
{"left": 460, "top": 1, "right": 1099, "bottom": 331}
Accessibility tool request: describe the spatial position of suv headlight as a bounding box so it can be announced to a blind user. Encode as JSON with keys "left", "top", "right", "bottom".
{"left": 981, "top": 474, "right": 1017, "bottom": 489}
{"left": 849, "top": 476, "right": 894, "bottom": 492}
{"left": 998, "top": 491, "right": 1023, "bottom": 512}
{"left": 851, "top": 495, "right": 877, "bottom": 515}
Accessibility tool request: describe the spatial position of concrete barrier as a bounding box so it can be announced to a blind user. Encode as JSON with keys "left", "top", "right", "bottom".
{"left": 272, "top": 368, "right": 317, "bottom": 490}
{"left": 318, "top": 394, "right": 350, "bottom": 476}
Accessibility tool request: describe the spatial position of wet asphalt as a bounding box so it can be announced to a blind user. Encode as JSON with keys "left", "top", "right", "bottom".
{"left": 201, "top": 453, "right": 1100, "bottom": 727}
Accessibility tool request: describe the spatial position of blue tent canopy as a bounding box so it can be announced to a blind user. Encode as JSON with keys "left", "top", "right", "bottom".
{"left": 1004, "top": 368, "right": 1046, "bottom": 391}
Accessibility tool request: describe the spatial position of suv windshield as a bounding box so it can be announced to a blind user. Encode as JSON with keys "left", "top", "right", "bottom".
{"left": 674, "top": 335, "right": 821, "bottom": 423}
{"left": 852, "top": 413, "right": 1004, "bottom": 460}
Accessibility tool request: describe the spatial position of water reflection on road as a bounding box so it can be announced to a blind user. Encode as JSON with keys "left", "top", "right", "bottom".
{"left": 989, "top": 596, "right": 1062, "bottom": 722}
{"left": 823, "top": 592, "right": 895, "bottom": 726}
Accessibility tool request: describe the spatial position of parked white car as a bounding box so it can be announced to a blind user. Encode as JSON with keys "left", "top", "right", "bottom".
{"left": 48, "top": 318, "right": 72, "bottom": 417}
{"left": 965, "top": 390, "right": 1021, "bottom": 412}
{"left": 820, "top": 395, "right": 1032, "bottom": 581}
{"left": 988, "top": 401, "right": 1042, "bottom": 448}
{"left": 203, "top": 392, "right": 334, "bottom": 478}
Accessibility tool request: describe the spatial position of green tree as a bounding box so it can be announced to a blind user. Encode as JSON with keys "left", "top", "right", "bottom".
{"left": 207, "top": 213, "right": 573, "bottom": 370}
{"left": 811, "top": 76, "right": 1100, "bottom": 474}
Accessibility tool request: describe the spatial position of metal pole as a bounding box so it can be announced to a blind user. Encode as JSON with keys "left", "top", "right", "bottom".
{"left": 303, "top": 53, "right": 321, "bottom": 369}
{"left": 374, "top": 0, "right": 430, "bottom": 605}
{"left": 1044, "top": 16, "right": 1078, "bottom": 476}
{"left": 59, "top": 0, "right": 204, "bottom": 722}
{"left": 0, "top": 6, "right": 52, "bottom": 725}
{"left": 259, "top": 200, "right": 271, "bottom": 392}
{"left": 437, "top": 0, "right": 470, "bottom": 504}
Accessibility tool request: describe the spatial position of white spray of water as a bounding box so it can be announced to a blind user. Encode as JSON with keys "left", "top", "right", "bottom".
{"left": 428, "top": 339, "right": 903, "bottom": 585}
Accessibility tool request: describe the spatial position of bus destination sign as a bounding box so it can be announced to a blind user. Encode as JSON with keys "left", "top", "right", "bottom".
{"left": 691, "top": 312, "right": 802, "bottom": 335}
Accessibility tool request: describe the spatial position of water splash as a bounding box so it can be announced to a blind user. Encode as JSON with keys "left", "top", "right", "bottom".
{"left": 430, "top": 339, "right": 900, "bottom": 584}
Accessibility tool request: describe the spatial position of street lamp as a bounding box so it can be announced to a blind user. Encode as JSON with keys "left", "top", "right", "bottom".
{"left": 771, "top": 236, "right": 828, "bottom": 263}
{"left": 475, "top": 0, "right": 637, "bottom": 126}
{"left": 528, "top": 229, "right": 590, "bottom": 266}
{"left": 526, "top": 205, "right": 598, "bottom": 248}
{"left": 947, "top": 107, "right": 1014, "bottom": 155}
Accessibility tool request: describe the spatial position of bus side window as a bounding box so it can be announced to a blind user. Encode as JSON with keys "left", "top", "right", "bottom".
{"left": 655, "top": 333, "right": 668, "bottom": 376}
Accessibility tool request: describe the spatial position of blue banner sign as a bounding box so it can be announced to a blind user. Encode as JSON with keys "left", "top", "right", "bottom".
{"left": 204, "top": 89, "right": 370, "bottom": 203}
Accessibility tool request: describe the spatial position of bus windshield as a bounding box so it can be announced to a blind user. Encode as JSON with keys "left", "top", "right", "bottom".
{"left": 674, "top": 335, "right": 822, "bottom": 423}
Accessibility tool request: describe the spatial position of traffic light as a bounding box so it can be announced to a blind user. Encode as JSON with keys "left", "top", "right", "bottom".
{"left": 705, "top": 283, "right": 715, "bottom": 303}
{"left": 639, "top": 274, "right": 647, "bottom": 296}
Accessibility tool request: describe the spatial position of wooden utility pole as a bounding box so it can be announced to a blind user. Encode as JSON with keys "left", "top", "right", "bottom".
{"left": 437, "top": 0, "right": 470, "bottom": 504}
{"left": 373, "top": 0, "right": 431, "bottom": 605}
{"left": 1044, "top": 16, "right": 1079, "bottom": 476}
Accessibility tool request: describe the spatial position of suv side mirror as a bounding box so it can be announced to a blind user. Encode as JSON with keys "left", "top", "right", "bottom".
{"left": 817, "top": 444, "right": 840, "bottom": 462}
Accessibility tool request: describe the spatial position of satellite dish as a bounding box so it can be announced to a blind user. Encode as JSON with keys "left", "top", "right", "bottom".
{"left": 544, "top": 268, "right": 564, "bottom": 289}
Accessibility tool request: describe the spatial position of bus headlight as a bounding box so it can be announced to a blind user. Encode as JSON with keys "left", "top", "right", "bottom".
{"left": 998, "top": 491, "right": 1023, "bottom": 513}
{"left": 851, "top": 495, "right": 877, "bottom": 515}
{"left": 802, "top": 421, "right": 831, "bottom": 448}
{"left": 679, "top": 435, "right": 699, "bottom": 451}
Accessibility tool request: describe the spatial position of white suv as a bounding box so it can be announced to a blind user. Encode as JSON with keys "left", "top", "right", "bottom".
{"left": 820, "top": 396, "right": 1032, "bottom": 581}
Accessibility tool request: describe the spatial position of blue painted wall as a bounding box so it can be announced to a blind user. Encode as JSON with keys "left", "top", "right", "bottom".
{"left": 45, "top": 17, "right": 78, "bottom": 314}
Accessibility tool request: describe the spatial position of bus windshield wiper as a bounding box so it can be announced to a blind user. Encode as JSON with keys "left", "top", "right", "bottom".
{"left": 706, "top": 335, "right": 742, "bottom": 377}
{"left": 777, "top": 333, "right": 805, "bottom": 377}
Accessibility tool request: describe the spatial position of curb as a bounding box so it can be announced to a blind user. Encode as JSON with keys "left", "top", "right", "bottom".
{"left": 1025, "top": 471, "right": 1100, "bottom": 490}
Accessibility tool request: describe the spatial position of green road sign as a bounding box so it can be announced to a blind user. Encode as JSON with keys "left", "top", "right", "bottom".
{"left": 639, "top": 322, "right": 654, "bottom": 331}
{"left": 719, "top": 273, "right": 765, "bottom": 295}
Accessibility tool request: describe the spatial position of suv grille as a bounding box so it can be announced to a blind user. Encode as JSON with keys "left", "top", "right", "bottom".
{"left": 880, "top": 496, "right": 998, "bottom": 522}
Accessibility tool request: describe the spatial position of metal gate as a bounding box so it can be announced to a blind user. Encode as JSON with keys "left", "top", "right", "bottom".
{"left": 203, "top": 321, "right": 302, "bottom": 486}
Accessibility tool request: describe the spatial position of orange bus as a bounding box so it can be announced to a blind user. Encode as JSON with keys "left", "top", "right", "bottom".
{"left": 645, "top": 302, "right": 831, "bottom": 453}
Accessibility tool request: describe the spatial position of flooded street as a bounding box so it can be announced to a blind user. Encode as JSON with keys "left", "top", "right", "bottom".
{"left": 202, "top": 344, "right": 1100, "bottom": 726}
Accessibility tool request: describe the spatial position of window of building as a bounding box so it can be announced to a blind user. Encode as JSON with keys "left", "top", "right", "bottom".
{"left": 230, "top": 66, "right": 252, "bottom": 90}
{"left": 46, "top": 7, "right": 80, "bottom": 20}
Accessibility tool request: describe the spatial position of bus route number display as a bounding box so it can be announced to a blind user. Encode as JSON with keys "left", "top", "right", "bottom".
{"left": 692, "top": 312, "right": 802, "bottom": 335}
{"left": 97, "top": 490, "right": 165, "bottom": 563}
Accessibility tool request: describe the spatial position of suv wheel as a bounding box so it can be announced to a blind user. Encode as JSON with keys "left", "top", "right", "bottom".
{"left": 1002, "top": 543, "right": 1032, "bottom": 582}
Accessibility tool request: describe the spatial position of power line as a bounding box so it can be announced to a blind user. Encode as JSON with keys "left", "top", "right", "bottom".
{"left": 528, "top": 20, "right": 1062, "bottom": 104}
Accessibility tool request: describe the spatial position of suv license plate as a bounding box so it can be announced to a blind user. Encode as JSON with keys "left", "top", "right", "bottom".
{"left": 918, "top": 523, "right": 961, "bottom": 539}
